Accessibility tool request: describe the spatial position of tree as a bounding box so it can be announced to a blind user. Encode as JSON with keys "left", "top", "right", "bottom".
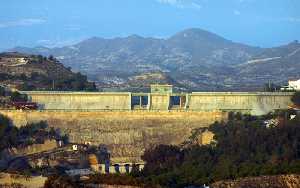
{"left": 44, "top": 175, "right": 79, "bottom": 188}
{"left": 0, "top": 86, "right": 5, "bottom": 96}
{"left": 0, "top": 114, "right": 16, "bottom": 151}
{"left": 136, "top": 112, "right": 300, "bottom": 187}
{"left": 142, "top": 145, "right": 183, "bottom": 175}
{"left": 37, "top": 55, "right": 44, "bottom": 63}
{"left": 291, "top": 91, "right": 300, "bottom": 106}
{"left": 0, "top": 115, "right": 68, "bottom": 156}
{"left": 48, "top": 55, "right": 55, "bottom": 61}
{"left": 10, "top": 91, "right": 28, "bottom": 102}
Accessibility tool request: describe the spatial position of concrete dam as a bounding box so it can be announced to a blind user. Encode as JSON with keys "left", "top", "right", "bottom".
{"left": 0, "top": 85, "right": 293, "bottom": 162}
{"left": 22, "top": 89, "right": 292, "bottom": 115}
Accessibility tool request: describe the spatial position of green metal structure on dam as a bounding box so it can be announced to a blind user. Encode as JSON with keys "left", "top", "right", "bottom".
{"left": 22, "top": 85, "right": 293, "bottom": 115}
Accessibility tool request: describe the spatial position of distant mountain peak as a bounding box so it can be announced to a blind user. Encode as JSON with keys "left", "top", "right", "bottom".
{"left": 170, "top": 28, "right": 226, "bottom": 41}
{"left": 180, "top": 28, "right": 213, "bottom": 34}
{"left": 5, "top": 27, "right": 300, "bottom": 92}
{"left": 127, "top": 34, "right": 143, "bottom": 39}
{"left": 80, "top": 36, "right": 104, "bottom": 43}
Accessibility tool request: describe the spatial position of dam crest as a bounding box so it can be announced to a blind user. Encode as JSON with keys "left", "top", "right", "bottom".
{"left": 21, "top": 84, "right": 292, "bottom": 115}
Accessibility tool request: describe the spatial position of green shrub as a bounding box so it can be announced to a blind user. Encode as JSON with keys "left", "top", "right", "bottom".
{"left": 10, "top": 91, "right": 28, "bottom": 102}
{"left": 0, "top": 86, "right": 5, "bottom": 96}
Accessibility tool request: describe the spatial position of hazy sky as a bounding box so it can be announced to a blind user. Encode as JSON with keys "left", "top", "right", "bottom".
{"left": 0, "top": 0, "right": 299, "bottom": 50}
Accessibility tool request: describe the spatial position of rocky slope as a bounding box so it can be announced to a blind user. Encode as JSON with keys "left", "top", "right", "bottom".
{"left": 211, "top": 174, "right": 300, "bottom": 188}
{"left": 0, "top": 111, "right": 226, "bottom": 163}
{"left": 9, "top": 28, "right": 300, "bottom": 91}
{"left": 0, "top": 52, "right": 96, "bottom": 91}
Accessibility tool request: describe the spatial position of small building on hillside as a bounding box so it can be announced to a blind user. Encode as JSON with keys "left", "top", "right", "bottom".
{"left": 0, "top": 52, "right": 30, "bottom": 66}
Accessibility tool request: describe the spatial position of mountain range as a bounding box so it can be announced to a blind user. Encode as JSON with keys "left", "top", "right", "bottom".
{"left": 9, "top": 28, "right": 300, "bottom": 91}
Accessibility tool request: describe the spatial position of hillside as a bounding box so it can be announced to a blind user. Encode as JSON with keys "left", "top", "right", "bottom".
{"left": 137, "top": 111, "right": 300, "bottom": 187}
{"left": 0, "top": 52, "right": 96, "bottom": 91}
{"left": 236, "top": 41, "right": 300, "bottom": 87}
{"left": 100, "top": 72, "right": 185, "bottom": 92}
{"left": 9, "top": 28, "right": 300, "bottom": 91}
{"left": 212, "top": 174, "right": 300, "bottom": 188}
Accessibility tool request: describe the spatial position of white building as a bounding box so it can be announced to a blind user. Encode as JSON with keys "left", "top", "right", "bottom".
{"left": 288, "top": 80, "right": 300, "bottom": 90}
{"left": 281, "top": 79, "right": 300, "bottom": 91}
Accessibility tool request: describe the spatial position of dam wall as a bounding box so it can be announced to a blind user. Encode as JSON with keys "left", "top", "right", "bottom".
{"left": 150, "top": 94, "right": 170, "bottom": 110}
{"left": 0, "top": 110, "right": 227, "bottom": 163}
{"left": 2, "top": 90, "right": 293, "bottom": 162}
{"left": 22, "top": 91, "right": 293, "bottom": 115}
{"left": 189, "top": 92, "right": 292, "bottom": 115}
{"left": 26, "top": 92, "right": 132, "bottom": 110}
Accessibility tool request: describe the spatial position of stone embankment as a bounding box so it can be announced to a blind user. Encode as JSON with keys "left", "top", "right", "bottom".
{"left": 0, "top": 110, "right": 226, "bottom": 163}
